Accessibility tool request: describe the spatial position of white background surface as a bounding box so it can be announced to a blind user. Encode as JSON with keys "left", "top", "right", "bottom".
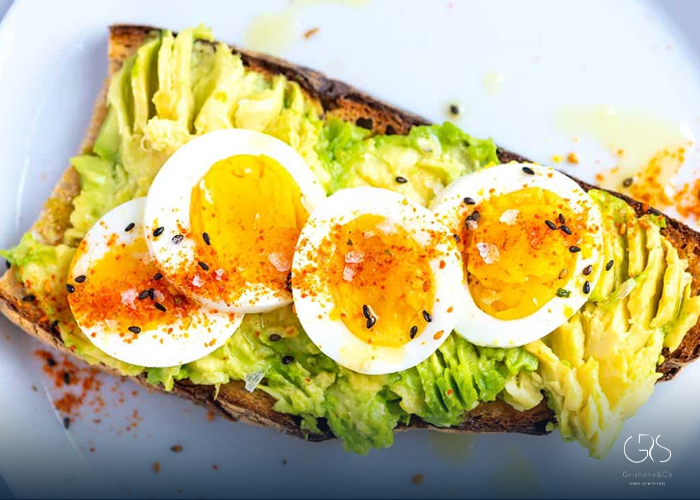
{"left": 0, "top": 0, "right": 700, "bottom": 498}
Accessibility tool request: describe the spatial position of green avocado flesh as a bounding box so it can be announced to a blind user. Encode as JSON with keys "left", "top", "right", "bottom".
{"left": 3, "top": 28, "right": 700, "bottom": 457}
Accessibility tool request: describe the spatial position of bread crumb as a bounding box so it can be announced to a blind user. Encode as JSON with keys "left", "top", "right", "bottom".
{"left": 412, "top": 474, "right": 424, "bottom": 485}
{"left": 206, "top": 411, "right": 215, "bottom": 422}
{"left": 303, "top": 27, "right": 320, "bottom": 39}
{"left": 153, "top": 462, "right": 161, "bottom": 474}
{"left": 567, "top": 152, "right": 579, "bottom": 165}
{"left": 212, "top": 464, "right": 219, "bottom": 471}
{"left": 171, "top": 444, "right": 183, "bottom": 453}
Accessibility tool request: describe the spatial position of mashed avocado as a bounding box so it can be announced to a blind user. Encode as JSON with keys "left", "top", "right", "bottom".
{"left": 3, "top": 27, "right": 699, "bottom": 456}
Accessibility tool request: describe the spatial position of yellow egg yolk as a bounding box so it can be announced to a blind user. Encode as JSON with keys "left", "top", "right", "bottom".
{"left": 461, "top": 187, "right": 587, "bottom": 320}
{"left": 303, "top": 214, "right": 435, "bottom": 348}
{"left": 68, "top": 235, "right": 199, "bottom": 342}
{"left": 188, "top": 154, "right": 308, "bottom": 301}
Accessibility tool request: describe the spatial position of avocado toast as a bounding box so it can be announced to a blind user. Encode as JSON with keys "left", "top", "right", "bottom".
{"left": 1, "top": 24, "right": 699, "bottom": 457}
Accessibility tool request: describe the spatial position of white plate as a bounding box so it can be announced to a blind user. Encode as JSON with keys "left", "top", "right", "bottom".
{"left": 1, "top": 0, "right": 700, "bottom": 497}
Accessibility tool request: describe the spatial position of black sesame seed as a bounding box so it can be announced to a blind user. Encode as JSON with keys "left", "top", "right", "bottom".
{"left": 282, "top": 355, "right": 295, "bottom": 365}
{"left": 66, "top": 284, "right": 75, "bottom": 294}
{"left": 583, "top": 281, "right": 591, "bottom": 294}
{"left": 569, "top": 246, "right": 581, "bottom": 253}
{"left": 124, "top": 222, "right": 135, "bottom": 232}
{"left": 75, "top": 275, "right": 87, "bottom": 283}
{"left": 453, "top": 234, "right": 461, "bottom": 243}
{"left": 63, "top": 372, "right": 71, "bottom": 385}
{"left": 198, "top": 261, "right": 210, "bottom": 271}
{"left": 4, "top": 260, "right": 10, "bottom": 269}
{"left": 172, "top": 234, "right": 184, "bottom": 245}
{"left": 463, "top": 197, "right": 476, "bottom": 205}
{"left": 286, "top": 272, "right": 292, "bottom": 292}
{"left": 148, "top": 288, "right": 156, "bottom": 300}
{"left": 138, "top": 290, "right": 150, "bottom": 300}
{"left": 153, "top": 226, "right": 165, "bottom": 238}
{"left": 622, "top": 177, "right": 634, "bottom": 188}
{"left": 560, "top": 225, "right": 572, "bottom": 235}
{"left": 46, "top": 357, "right": 57, "bottom": 367}
{"left": 22, "top": 294, "right": 36, "bottom": 302}
{"left": 346, "top": 239, "right": 353, "bottom": 246}
{"left": 155, "top": 302, "right": 167, "bottom": 312}
{"left": 606, "top": 259, "right": 614, "bottom": 271}
{"left": 63, "top": 417, "right": 71, "bottom": 430}
{"left": 558, "top": 213, "right": 566, "bottom": 225}
{"left": 410, "top": 325, "right": 418, "bottom": 339}
{"left": 449, "top": 104, "right": 461, "bottom": 116}
{"left": 203, "top": 232, "right": 211, "bottom": 246}
{"left": 422, "top": 310, "right": 432, "bottom": 323}
{"left": 583, "top": 265, "right": 593, "bottom": 276}
{"left": 366, "top": 316, "right": 376, "bottom": 329}
{"left": 362, "top": 304, "right": 371, "bottom": 319}
{"left": 269, "top": 334, "right": 282, "bottom": 342}
{"left": 395, "top": 176, "right": 408, "bottom": 184}
{"left": 466, "top": 211, "right": 480, "bottom": 222}
{"left": 522, "top": 166, "right": 535, "bottom": 175}
{"left": 545, "top": 220, "right": 557, "bottom": 230}
{"left": 153, "top": 272, "right": 163, "bottom": 281}
{"left": 128, "top": 326, "right": 142, "bottom": 334}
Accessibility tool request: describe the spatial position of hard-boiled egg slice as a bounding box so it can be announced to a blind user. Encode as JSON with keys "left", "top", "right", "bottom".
{"left": 67, "top": 198, "right": 243, "bottom": 367}
{"left": 144, "top": 129, "right": 326, "bottom": 314}
{"left": 292, "top": 187, "right": 464, "bottom": 375}
{"left": 431, "top": 162, "right": 603, "bottom": 347}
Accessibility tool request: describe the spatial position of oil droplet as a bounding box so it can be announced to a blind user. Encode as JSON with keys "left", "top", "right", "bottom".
{"left": 557, "top": 105, "right": 695, "bottom": 207}
{"left": 490, "top": 446, "right": 545, "bottom": 497}
{"left": 244, "top": 11, "right": 300, "bottom": 56}
{"left": 245, "top": 0, "right": 372, "bottom": 56}
{"left": 483, "top": 71, "right": 505, "bottom": 96}
{"left": 428, "top": 431, "right": 476, "bottom": 463}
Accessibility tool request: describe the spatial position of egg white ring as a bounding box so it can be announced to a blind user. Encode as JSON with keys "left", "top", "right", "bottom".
{"left": 68, "top": 198, "right": 244, "bottom": 367}
{"left": 292, "top": 187, "right": 464, "bottom": 375}
{"left": 144, "top": 129, "right": 327, "bottom": 314}
{"left": 430, "top": 162, "right": 604, "bottom": 347}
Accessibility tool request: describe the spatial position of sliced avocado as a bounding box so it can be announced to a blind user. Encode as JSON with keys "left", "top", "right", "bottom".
{"left": 92, "top": 107, "right": 121, "bottom": 162}
{"left": 131, "top": 35, "right": 162, "bottom": 133}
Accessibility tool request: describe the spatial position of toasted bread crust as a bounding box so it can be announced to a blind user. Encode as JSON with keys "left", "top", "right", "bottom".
{"left": 1, "top": 24, "right": 698, "bottom": 443}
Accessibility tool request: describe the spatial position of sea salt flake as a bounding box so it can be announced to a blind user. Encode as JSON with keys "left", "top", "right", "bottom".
{"left": 499, "top": 209, "right": 519, "bottom": 225}
{"left": 244, "top": 370, "right": 267, "bottom": 392}
{"left": 192, "top": 274, "right": 204, "bottom": 288}
{"left": 268, "top": 252, "right": 291, "bottom": 272}
{"left": 617, "top": 278, "right": 637, "bottom": 300}
{"left": 466, "top": 220, "right": 478, "bottom": 231}
{"left": 476, "top": 242, "right": 500, "bottom": 264}
{"left": 345, "top": 250, "right": 364, "bottom": 264}
{"left": 154, "top": 290, "right": 166, "bottom": 302}
{"left": 343, "top": 266, "right": 356, "bottom": 282}
{"left": 121, "top": 289, "right": 138, "bottom": 307}
{"left": 376, "top": 218, "right": 397, "bottom": 235}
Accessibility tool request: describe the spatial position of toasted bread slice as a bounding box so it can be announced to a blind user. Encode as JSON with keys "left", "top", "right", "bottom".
{"left": 1, "top": 25, "right": 698, "bottom": 443}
